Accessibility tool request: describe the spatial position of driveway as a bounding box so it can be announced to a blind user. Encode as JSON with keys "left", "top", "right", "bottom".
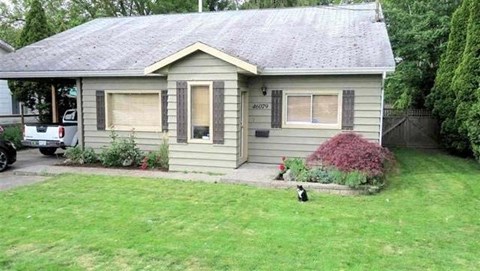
{"left": 0, "top": 148, "right": 65, "bottom": 191}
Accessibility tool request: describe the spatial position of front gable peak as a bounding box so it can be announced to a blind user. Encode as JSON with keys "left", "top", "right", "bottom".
{"left": 144, "top": 42, "right": 258, "bottom": 75}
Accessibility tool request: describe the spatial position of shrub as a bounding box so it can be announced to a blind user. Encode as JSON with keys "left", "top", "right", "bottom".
{"left": 99, "top": 131, "right": 143, "bottom": 167}
{"left": 64, "top": 146, "right": 83, "bottom": 164}
{"left": 307, "top": 132, "right": 395, "bottom": 178}
{"left": 284, "top": 158, "right": 308, "bottom": 176}
{"left": 64, "top": 146, "right": 98, "bottom": 165}
{"left": 343, "top": 171, "right": 368, "bottom": 188}
{"left": 308, "top": 167, "right": 333, "bottom": 184}
{"left": 0, "top": 125, "right": 23, "bottom": 149}
{"left": 83, "top": 147, "right": 98, "bottom": 164}
{"left": 140, "top": 139, "right": 169, "bottom": 170}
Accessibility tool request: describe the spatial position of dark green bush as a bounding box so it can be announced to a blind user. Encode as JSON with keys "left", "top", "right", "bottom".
{"left": 64, "top": 146, "right": 98, "bottom": 164}
{"left": 99, "top": 131, "right": 143, "bottom": 167}
{"left": 308, "top": 167, "right": 333, "bottom": 184}
{"left": 0, "top": 125, "right": 23, "bottom": 149}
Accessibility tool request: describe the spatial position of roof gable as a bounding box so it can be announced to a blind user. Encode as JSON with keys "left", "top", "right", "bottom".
{"left": 145, "top": 42, "right": 258, "bottom": 75}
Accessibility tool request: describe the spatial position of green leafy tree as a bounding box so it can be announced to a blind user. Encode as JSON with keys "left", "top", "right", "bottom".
{"left": 383, "top": 0, "right": 461, "bottom": 109}
{"left": 456, "top": 0, "right": 480, "bottom": 158}
{"left": 426, "top": 0, "right": 470, "bottom": 154}
{"left": 8, "top": 0, "right": 54, "bottom": 122}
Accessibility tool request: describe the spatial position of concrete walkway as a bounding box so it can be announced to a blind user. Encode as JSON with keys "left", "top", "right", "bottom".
{"left": 2, "top": 149, "right": 365, "bottom": 194}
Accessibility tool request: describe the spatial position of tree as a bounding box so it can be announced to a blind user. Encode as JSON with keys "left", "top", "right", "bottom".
{"left": 426, "top": 0, "right": 470, "bottom": 154}
{"left": 383, "top": 0, "right": 461, "bottom": 109}
{"left": 455, "top": 0, "right": 480, "bottom": 158}
{"left": 426, "top": 0, "right": 480, "bottom": 159}
{"left": 8, "top": 0, "right": 55, "bottom": 122}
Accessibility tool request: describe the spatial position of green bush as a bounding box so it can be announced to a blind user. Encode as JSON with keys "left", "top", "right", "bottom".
{"left": 64, "top": 146, "right": 83, "bottom": 164}
{"left": 308, "top": 167, "right": 333, "bottom": 184}
{"left": 64, "top": 146, "right": 98, "bottom": 164}
{"left": 284, "top": 158, "right": 308, "bottom": 177}
{"left": 99, "top": 131, "right": 143, "bottom": 167}
{"left": 83, "top": 147, "right": 98, "bottom": 164}
{"left": 344, "top": 171, "right": 368, "bottom": 188}
{"left": 140, "top": 139, "right": 169, "bottom": 170}
{"left": 0, "top": 125, "right": 23, "bottom": 149}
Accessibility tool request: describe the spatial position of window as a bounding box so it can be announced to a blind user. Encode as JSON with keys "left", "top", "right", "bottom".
{"left": 106, "top": 91, "right": 161, "bottom": 131}
{"left": 285, "top": 92, "right": 341, "bottom": 128}
{"left": 188, "top": 83, "right": 212, "bottom": 142}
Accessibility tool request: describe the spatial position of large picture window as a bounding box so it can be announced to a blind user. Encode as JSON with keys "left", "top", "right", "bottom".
{"left": 188, "top": 83, "right": 212, "bottom": 141}
{"left": 106, "top": 91, "right": 161, "bottom": 131}
{"left": 285, "top": 92, "right": 342, "bottom": 128}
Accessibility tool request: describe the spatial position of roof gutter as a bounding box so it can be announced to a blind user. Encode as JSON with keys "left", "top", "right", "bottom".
{"left": 0, "top": 67, "right": 395, "bottom": 79}
{"left": 0, "top": 70, "right": 165, "bottom": 79}
{"left": 259, "top": 67, "right": 395, "bottom": 76}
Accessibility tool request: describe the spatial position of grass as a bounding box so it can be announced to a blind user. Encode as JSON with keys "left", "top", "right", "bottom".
{"left": 0, "top": 149, "right": 479, "bottom": 270}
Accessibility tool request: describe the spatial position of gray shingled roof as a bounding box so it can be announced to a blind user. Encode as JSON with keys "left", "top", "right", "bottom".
{"left": 0, "top": 3, "right": 394, "bottom": 78}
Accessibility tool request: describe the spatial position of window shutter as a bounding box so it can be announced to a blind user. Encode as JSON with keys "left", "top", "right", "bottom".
{"left": 96, "top": 90, "right": 105, "bottom": 130}
{"left": 161, "top": 90, "right": 168, "bottom": 132}
{"left": 342, "top": 90, "right": 355, "bottom": 130}
{"left": 271, "top": 90, "right": 283, "bottom": 128}
{"left": 213, "top": 81, "right": 225, "bottom": 144}
{"left": 176, "top": 81, "right": 188, "bottom": 143}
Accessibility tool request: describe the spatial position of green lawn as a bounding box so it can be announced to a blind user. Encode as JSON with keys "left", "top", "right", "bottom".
{"left": 1, "top": 149, "right": 479, "bottom": 270}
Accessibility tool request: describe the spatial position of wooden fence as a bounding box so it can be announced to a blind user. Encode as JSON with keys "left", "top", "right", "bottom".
{"left": 382, "top": 109, "right": 441, "bottom": 149}
{"left": 0, "top": 114, "right": 39, "bottom": 126}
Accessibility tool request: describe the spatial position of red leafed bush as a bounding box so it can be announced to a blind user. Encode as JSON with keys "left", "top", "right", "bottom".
{"left": 307, "top": 132, "right": 395, "bottom": 177}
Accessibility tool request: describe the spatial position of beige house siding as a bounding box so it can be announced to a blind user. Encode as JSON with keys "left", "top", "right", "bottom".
{"left": 82, "top": 77, "right": 168, "bottom": 151}
{"left": 247, "top": 75, "right": 383, "bottom": 164}
{"left": 166, "top": 52, "right": 241, "bottom": 173}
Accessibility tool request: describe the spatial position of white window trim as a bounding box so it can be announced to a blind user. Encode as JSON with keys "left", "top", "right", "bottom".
{"left": 104, "top": 90, "right": 162, "bottom": 132}
{"left": 187, "top": 81, "right": 213, "bottom": 144}
{"left": 283, "top": 90, "right": 343, "bottom": 129}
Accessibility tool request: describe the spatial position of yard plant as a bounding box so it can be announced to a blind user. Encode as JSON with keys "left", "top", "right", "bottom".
{"left": 0, "top": 149, "right": 479, "bottom": 270}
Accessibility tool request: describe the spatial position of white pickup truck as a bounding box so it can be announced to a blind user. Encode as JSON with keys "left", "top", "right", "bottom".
{"left": 22, "top": 109, "right": 79, "bottom": 155}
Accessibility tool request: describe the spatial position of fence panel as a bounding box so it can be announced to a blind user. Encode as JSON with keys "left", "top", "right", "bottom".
{"left": 382, "top": 109, "right": 441, "bottom": 149}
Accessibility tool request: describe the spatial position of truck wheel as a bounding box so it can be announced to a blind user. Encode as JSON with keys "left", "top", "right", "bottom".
{"left": 0, "top": 148, "right": 8, "bottom": 172}
{"left": 39, "top": 147, "right": 57, "bottom": 156}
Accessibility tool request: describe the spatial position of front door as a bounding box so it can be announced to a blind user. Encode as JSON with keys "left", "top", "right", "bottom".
{"left": 240, "top": 91, "right": 249, "bottom": 163}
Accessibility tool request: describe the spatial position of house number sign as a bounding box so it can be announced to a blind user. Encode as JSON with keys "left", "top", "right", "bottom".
{"left": 252, "top": 103, "right": 269, "bottom": 110}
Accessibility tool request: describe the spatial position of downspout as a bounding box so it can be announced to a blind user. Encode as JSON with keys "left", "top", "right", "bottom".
{"left": 379, "top": 71, "right": 386, "bottom": 146}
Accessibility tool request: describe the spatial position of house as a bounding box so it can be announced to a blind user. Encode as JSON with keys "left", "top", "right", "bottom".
{"left": 0, "top": 40, "right": 18, "bottom": 115}
{"left": 0, "top": 3, "right": 395, "bottom": 173}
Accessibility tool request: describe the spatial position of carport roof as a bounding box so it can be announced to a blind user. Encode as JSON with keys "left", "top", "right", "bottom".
{"left": 0, "top": 3, "right": 395, "bottom": 78}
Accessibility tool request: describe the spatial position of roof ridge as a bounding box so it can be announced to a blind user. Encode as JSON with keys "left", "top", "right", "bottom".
{"left": 91, "top": 2, "right": 377, "bottom": 21}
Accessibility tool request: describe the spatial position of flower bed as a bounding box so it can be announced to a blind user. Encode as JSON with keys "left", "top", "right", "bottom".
{"left": 64, "top": 131, "right": 169, "bottom": 171}
{"left": 276, "top": 133, "right": 395, "bottom": 193}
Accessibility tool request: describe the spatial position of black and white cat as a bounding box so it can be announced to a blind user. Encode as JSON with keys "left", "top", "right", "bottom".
{"left": 297, "top": 185, "right": 309, "bottom": 202}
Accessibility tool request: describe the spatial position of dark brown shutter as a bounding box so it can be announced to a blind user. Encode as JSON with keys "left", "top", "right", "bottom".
{"left": 96, "top": 90, "right": 105, "bottom": 130}
{"left": 161, "top": 90, "right": 168, "bottom": 132}
{"left": 342, "top": 90, "right": 355, "bottom": 130}
{"left": 176, "top": 81, "right": 188, "bottom": 143}
{"left": 271, "top": 90, "right": 283, "bottom": 128}
{"left": 213, "top": 81, "right": 225, "bottom": 144}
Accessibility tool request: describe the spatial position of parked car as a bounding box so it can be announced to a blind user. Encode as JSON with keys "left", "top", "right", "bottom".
{"left": 0, "top": 126, "right": 17, "bottom": 172}
{"left": 22, "top": 109, "right": 78, "bottom": 155}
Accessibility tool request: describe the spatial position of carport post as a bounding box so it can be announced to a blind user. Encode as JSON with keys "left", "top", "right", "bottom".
{"left": 75, "top": 78, "right": 84, "bottom": 150}
{"left": 51, "top": 84, "right": 58, "bottom": 123}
